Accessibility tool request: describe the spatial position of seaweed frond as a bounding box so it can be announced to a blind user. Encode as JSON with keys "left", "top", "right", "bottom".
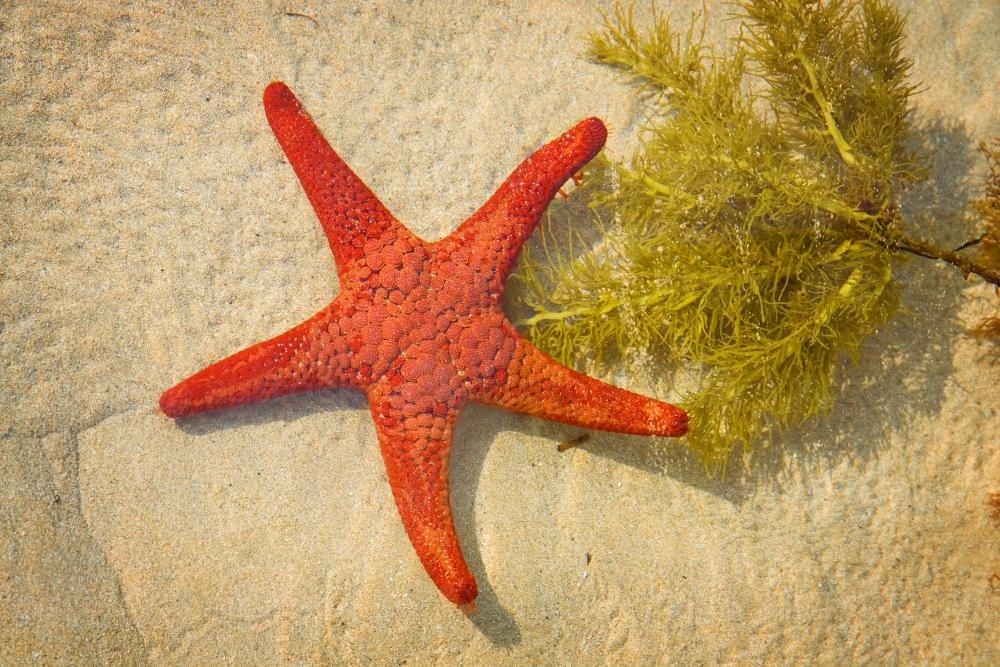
{"left": 508, "top": 0, "right": 997, "bottom": 471}
{"left": 969, "top": 138, "right": 1000, "bottom": 338}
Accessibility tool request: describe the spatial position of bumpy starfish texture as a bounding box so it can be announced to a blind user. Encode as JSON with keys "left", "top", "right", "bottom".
{"left": 160, "top": 81, "right": 688, "bottom": 607}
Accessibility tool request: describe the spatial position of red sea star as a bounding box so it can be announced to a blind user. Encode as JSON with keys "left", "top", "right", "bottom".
{"left": 160, "top": 81, "right": 688, "bottom": 608}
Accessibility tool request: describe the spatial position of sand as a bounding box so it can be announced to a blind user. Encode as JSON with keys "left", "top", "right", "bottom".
{"left": 2, "top": 1, "right": 998, "bottom": 663}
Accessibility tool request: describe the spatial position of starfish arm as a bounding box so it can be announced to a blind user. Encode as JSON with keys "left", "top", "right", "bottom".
{"left": 476, "top": 332, "right": 689, "bottom": 438}
{"left": 448, "top": 117, "right": 607, "bottom": 282}
{"left": 160, "top": 307, "right": 352, "bottom": 418}
{"left": 367, "top": 391, "right": 477, "bottom": 606}
{"left": 262, "top": 81, "right": 417, "bottom": 272}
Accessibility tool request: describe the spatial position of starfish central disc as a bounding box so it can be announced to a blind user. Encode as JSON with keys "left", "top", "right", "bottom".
{"left": 160, "top": 81, "right": 688, "bottom": 607}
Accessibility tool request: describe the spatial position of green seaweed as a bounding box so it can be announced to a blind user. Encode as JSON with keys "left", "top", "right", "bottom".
{"left": 508, "top": 0, "right": 1000, "bottom": 471}
{"left": 970, "top": 138, "right": 1000, "bottom": 338}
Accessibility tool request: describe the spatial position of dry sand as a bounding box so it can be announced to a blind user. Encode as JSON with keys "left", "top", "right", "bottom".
{"left": 2, "top": 1, "right": 999, "bottom": 664}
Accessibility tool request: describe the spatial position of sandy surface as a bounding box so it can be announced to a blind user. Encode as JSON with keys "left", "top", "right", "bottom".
{"left": 2, "top": 1, "right": 999, "bottom": 664}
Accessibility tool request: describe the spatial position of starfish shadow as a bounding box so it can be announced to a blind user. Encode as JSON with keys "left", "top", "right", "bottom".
{"left": 449, "top": 405, "right": 522, "bottom": 643}
{"left": 169, "top": 388, "right": 368, "bottom": 435}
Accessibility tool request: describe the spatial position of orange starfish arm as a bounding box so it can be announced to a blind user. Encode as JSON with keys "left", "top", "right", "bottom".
{"left": 262, "top": 82, "right": 418, "bottom": 273}
{"left": 451, "top": 117, "right": 608, "bottom": 282}
{"left": 368, "top": 390, "right": 476, "bottom": 606}
{"left": 476, "top": 331, "right": 689, "bottom": 437}
{"left": 159, "top": 306, "right": 351, "bottom": 418}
